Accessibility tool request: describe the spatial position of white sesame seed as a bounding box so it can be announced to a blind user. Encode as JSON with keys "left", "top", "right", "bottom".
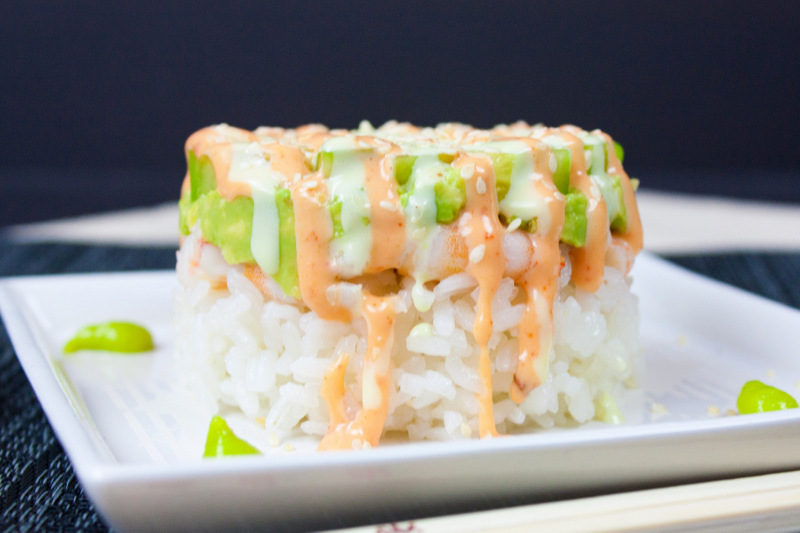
{"left": 460, "top": 212, "right": 472, "bottom": 225}
{"left": 469, "top": 244, "right": 486, "bottom": 263}
{"left": 379, "top": 200, "right": 396, "bottom": 211}
{"left": 302, "top": 179, "right": 317, "bottom": 190}
{"left": 549, "top": 153, "right": 557, "bottom": 173}
{"left": 460, "top": 163, "right": 475, "bottom": 179}
{"left": 507, "top": 218, "right": 522, "bottom": 232}
{"left": 482, "top": 215, "right": 493, "bottom": 235}
{"left": 476, "top": 177, "right": 486, "bottom": 194}
{"left": 460, "top": 225, "right": 473, "bottom": 237}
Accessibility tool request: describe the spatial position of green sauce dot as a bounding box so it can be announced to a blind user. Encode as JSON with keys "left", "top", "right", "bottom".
{"left": 736, "top": 380, "right": 798, "bottom": 414}
{"left": 64, "top": 321, "right": 153, "bottom": 353}
{"left": 203, "top": 416, "right": 261, "bottom": 458}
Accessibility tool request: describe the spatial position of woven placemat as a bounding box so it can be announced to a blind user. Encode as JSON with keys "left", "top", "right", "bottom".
{"left": 1, "top": 243, "right": 798, "bottom": 531}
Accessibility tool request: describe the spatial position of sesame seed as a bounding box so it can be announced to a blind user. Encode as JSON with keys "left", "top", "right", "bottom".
{"left": 507, "top": 218, "right": 522, "bottom": 232}
{"left": 302, "top": 179, "right": 318, "bottom": 190}
{"left": 476, "top": 177, "right": 486, "bottom": 194}
{"left": 469, "top": 244, "right": 486, "bottom": 263}
{"left": 482, "top": 215, "right": 493, "bottom": 235}
{"left": 379, "top": 200, "right": 396, "bottom": 211}
{"left": 460, "top": 163, "right": 475, "bottom": 179}
{"left": 460, "top": 226, "right": 473, "bottom": 237}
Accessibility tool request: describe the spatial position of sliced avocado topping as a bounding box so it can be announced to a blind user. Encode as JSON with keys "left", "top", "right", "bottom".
{"left": 188, "top": 150, "right": 217, "bottom": 201}
{"left": 274, "top": 187, "right": 301, "bottom": 299}
{"left": 592, "top": 173, "right": 627, "bottom": 233}
{"left": 489, "top": 153, "right": 513, "bottom": 202}
{"left": 178, "top": 191, "right": 193, "bottom": 235}
{"left": 434, "top": 167, "right": 466, "bottom": 224}
{"left": 551, "top": 148, "right": 571, "bottom": 195}
{"left": 614, "top": 141, "right": 624, "bottom": 164}
{"left": 394, "top": 155, "right": 417, "bottom": 187}
{"left": 583, "top": 136, "right": 627, "bottom": 233}
{"left": 561, "top": 188, "right": 588, "bottom": 247}
{"left": 585, "top": 138, "right": 608, "bottom": 175}
{"left": 187, "top": 191, "right": 255, "bottom": 265}
{"left": 316, "top": 151, "right": 335, "bottom": 178}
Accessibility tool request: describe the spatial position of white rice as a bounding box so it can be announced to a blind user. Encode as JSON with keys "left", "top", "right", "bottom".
{"left": 174, "top": 229, "right": 640, "bottom": 442}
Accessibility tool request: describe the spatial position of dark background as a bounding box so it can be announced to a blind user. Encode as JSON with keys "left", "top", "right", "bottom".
{"left": 1, "top": 1, "right": 799, "bottom": 226}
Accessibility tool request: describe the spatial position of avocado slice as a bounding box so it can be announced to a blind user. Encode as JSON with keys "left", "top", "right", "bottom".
{"left": 551, "top": 148, "right": 571, "bottom": 195}
{"left": 489, "top": 153, "right": 513, "bottom": 202}
{"left": 316, "top": 151, "right": 335, "bottom": 178}
{"left": 614, "top": 141, "right": 624, "bottom": 165}
{"left": 188, "top": 150, "right": 217, "bottom": 201}
{"left": 583, "top": 136, "right": 627, "bottom": 232}
{"left": 560, "top": 188, "right": 588, "bottom": 247}
{"left": 187, "top": 190, "right": 255, "bottom": 265}
{"left": 178, "top": 191, "right": 193, "bottom": 235}
{"left": 273, "top": 187, "right": 301, "bottom": 299}
{"left": 434, "top": 167, "right": 466, "bottom": 224}
{"left": 394, "top": 155, "right": 417, "bottom": 189}
{"left": 592, "top": 173, "right": 627, "bottom": 233}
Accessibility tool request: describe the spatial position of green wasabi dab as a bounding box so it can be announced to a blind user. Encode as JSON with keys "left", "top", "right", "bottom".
{"left": 736, "top": 380, "right": 798, "bottom": 414}
{"left": 203, "top": 416, "right": 261, "bottom": 458}
{"left": 64, "top": 321, "right": 153, "bottom": 353}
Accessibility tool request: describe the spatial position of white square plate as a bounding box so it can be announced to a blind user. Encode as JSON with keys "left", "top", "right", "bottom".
{"left": 2, "top": 252, "right": 800, "bottom": 532}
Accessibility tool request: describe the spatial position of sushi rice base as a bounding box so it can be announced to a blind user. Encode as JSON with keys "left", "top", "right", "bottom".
{"left": 174, "top": 229, "right": 640, "bottom": 446}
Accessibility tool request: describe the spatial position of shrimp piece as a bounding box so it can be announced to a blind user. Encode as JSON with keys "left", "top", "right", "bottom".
{"left": 417, "top": 224, "right": 539, "bottom": 283}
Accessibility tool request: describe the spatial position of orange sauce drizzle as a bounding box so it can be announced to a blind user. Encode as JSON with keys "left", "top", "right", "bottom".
{"left": 507, "top": 139, "right": 565, "bottom": 403}
{"left": 554, "top": 129, "right": 609, "bottom": 292}
{"left": 454, "top": 154, "right": 504, "bottom": 438}
{"left": 318, "top": 293, "right": 396, "bottom": 450}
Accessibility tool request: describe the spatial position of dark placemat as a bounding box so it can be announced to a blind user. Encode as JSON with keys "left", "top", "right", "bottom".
{"left": 1, "top": 242, "right": 798, "bottom": 532}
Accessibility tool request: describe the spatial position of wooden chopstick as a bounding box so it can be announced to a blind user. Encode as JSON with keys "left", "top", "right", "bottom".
{"left": 329, "top": 470, "right": 800, "bottom": 532}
